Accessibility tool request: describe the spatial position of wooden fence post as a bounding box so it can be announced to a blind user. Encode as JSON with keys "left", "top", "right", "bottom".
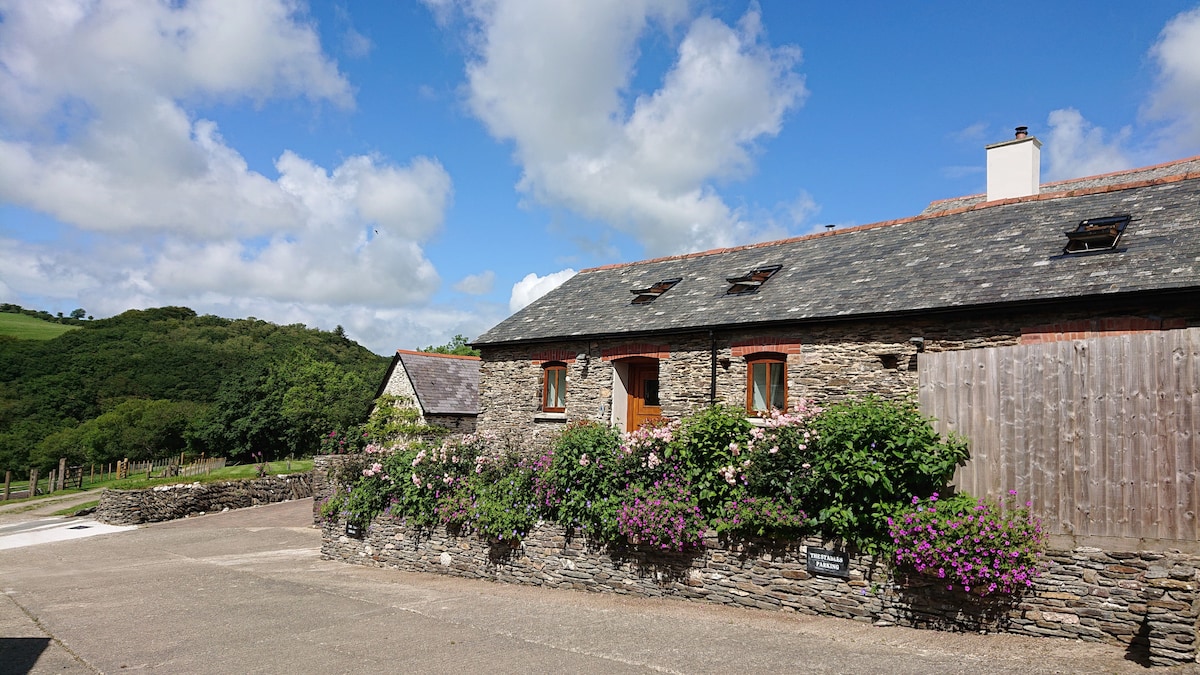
{"left": 3, "top": 470, "right": 9, "bottom": 500}
{"left": 47, "top": 469, "right": 56, "bottom": 494}
{"left": 58, "top": 457, "right": 67, "bottom": 491}
{"left": 29, "top": 468, "right": 37, "bottom": 496}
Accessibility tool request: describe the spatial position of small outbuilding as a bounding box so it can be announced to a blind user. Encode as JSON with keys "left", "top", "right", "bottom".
{"left": 375, "top": 349, "right": 480, "bottom": 434}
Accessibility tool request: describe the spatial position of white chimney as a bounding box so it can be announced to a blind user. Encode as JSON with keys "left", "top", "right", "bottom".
{"left": 986, "top": 126, "right": 1041, "bottom": 201}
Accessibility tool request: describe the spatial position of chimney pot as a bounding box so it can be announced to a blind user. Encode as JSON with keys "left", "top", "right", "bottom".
{"left": 1015, "top": 126, "right": 1028, "bottom": 139}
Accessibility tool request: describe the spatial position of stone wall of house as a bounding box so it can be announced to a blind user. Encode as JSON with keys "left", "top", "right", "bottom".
{"left": 321, "top": 513, "right": 1200, "bottom": 666}
{"left": 476, "top": 316, "right": 1025, "bottom": 442}
{"left": 476, "top": 305, "right": 1199, "bottom": 444}
{"left": 426, "top": 414, "right": 477, "bottom": 435}
{"left": 380, "top": 368, "right": 432, "bottom": 425}
{"left": 96, "top": 473, "right": 312, "bottom": 525}
{"left": 478, "top": 340, "right": 598, "bottom": 449}
{"left": 381, "top": 363, "right": 420, "bottom": 401}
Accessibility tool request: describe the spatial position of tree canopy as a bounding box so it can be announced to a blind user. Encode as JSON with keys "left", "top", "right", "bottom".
{"left": 421, "top": 333, "right": 480, "bottom": 357}
{"left": 0, "top": 305, "right": 388, "bottom": 472}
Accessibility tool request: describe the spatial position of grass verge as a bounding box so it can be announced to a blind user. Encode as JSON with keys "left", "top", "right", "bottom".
{"left": 52, "top": 500, "right": 100, "bottom": 516}
{"left": 2, "top": 460, "right": 314, "bottom": 505}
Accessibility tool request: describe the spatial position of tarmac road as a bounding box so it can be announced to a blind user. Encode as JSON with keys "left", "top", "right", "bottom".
{"left": 1, "top": 499, "right": 1193, "bottom": 674}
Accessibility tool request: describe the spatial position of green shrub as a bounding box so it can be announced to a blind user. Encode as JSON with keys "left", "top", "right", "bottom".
{"left": 385, "top": 434, "right": 483, "bottom": 529}
{"left": 668, "top": 405, "right": 751, "bottom": 516}
{"left": 714, "top": 491, "right": 808, "bottom": 539}
{"left": 533, "top": 421, "right": 624, "bottom": 539}
{"left": 327, "top": 397, "right": 971, "bottom": 554}
{"left": 471, "top": 453, "right": 538, "bottom": 544}
{"left": 802, "top": 396, "right": 969, "bottom": 552}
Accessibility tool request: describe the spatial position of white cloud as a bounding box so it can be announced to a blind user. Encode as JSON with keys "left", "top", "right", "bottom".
{"left": 1145, "top": 7, "right": 1200, "bottom": 150}
{"left": 0, "top": 0, "right": 352, "bottom": 131}
{"left": 454, "top": 271, "right": 496, "bottom": 295}
{"left": 1039, "top": 6, "right": 1200, "bottom": 180}
{"left": 455, "top": 0, "right": 805, "bottom": 256}
{"left": 950, "top": 122, "right": 989, "bottom": 144}
{"left": 509, "top": 269, "right": 576, "bottom": 312}
{"left": 1043, "top": 108, "right": 1133, "bottom": 181}
{"left": 343, "top": 28, "right": 374, "bottom": 59}
{"left": 785, "top": 191, "right": 820, "bottom": 228}
{"left": 0, "top": 0, "right": 462, "bottom": 353}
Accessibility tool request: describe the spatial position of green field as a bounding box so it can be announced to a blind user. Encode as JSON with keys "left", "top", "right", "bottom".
{"left": 0, "top": 313, "right": 80, "bottom": 340}
{"left": 2, "top": 460, "right": 315, "bottom": 506}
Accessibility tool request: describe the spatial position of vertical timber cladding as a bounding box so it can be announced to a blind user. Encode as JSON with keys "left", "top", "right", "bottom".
{"left": 918, "top": 327, "right": 1200, "bottom": 545}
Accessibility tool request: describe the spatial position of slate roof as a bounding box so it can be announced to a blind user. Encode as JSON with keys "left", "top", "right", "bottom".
{"left": 475, "top": 162, "right": 1200, "bottom": 346}
{"left": 383, "top": 350, "right": 480, "bottom": 415}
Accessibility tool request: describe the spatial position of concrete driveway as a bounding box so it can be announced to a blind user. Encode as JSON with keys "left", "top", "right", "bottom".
{"left": 1, "top": 499, "right": 1189, "bottom": 674}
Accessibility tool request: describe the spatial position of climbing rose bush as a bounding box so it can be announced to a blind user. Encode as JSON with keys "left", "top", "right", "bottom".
{"left": 329, "top": 398, "right": 980, "bottom": 558}
{"left": 889, "top": 491, "right": 1045, "bottom": 596}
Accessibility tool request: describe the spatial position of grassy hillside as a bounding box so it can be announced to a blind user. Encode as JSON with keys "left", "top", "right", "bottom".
{"left": 0, "top": 306, "right": 389, "bottom": 474}
{"left": 0, "top": 313, "right": 80, "bottom": 340}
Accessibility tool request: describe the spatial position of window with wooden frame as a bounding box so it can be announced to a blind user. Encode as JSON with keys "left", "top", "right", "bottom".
{"left": 542, "top": 362, "right": 567, "bottom": 412}
{"left": 745, "top": 354, "right": 787, "bottom": 414}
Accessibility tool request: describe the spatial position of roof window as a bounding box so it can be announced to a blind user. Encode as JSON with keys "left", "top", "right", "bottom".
{"left": 725, "top": 265, "right": 781, "bottom": 295}
{"left": 631, "top": 277, "right": 682, "bottom": 304}
{"left": 1063, "top": 215, "right": 1130, "bottom": 254}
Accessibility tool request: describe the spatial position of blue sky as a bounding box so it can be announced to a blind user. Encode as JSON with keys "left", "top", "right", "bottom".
{"left": 2, "top": 1, "right": 1199, "bottom": 354}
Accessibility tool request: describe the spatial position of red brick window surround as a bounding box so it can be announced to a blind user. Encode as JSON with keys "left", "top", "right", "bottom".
{"left": 745, "top": 353, "right": 787, "bottom": 414}
{"left": 601, "top": 343, "right": 670, "bottom": 361}
{"left": 531, "top": 349, "right": 577, "bottom": 365}
{"left": 731, "top": 338, "right": 802, "bottom": 358}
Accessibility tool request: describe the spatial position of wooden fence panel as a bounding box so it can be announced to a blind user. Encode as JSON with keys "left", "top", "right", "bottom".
{"left": 918, "top": 327, "right": 1200, "bottom": 544}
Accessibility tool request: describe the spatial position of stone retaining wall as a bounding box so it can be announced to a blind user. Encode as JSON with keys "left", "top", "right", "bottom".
{"left": 320, "top": 513, "right": 1199, "bottom": 667}
{"left": 96, "top": 473, "right": 312, "bottom": 525}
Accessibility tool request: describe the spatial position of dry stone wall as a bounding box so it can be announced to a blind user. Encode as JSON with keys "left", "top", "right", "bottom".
{"left": 321, "top": 512, "right": 1200, "bottom": 667}
{"left": 96, "top": 473, "right": 312, "bottom": 525}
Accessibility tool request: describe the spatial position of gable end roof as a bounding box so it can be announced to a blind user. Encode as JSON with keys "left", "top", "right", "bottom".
{"left": 380, "top": 350, "right": 480, "bottom": 415}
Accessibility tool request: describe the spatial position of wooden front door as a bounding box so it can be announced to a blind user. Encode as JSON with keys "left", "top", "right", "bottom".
{"left": 627, "top": 361, "right": 661, "bottom": 431}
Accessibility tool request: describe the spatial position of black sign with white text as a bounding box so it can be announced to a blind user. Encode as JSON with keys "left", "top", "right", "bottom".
{"left": 806, "top": 547, "right": 849, "bottom": 578}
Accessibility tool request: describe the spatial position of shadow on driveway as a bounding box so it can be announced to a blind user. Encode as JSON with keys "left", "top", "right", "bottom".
{"left": 0, "top": 637, "right": 52, "bottom": 675}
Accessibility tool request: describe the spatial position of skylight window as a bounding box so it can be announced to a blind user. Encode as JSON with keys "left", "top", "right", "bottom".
{"left": 725, "top": 265, "right": 781, "bottom": 295}
{"left": 631, "top": 277, "right": 682, "bottom": 304}
{"left": 1063, "top": 215, "right": 1130, "bottom": 254}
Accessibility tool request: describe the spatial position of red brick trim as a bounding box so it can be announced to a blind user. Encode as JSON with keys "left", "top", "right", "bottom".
{"left": 531, "top": 349, "right": 577, "bottom": 364}
{"left": 396, "top": 349, "right": 480, "bottom": 361}
{"left": 1020, "top": 317, "right": 1189, "bottom": 344}
{"left": 601, "top": 343, "right": 670, "bottom": 361}
{"left": 731, "top": 338, "right": 803, "bottom": 358}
